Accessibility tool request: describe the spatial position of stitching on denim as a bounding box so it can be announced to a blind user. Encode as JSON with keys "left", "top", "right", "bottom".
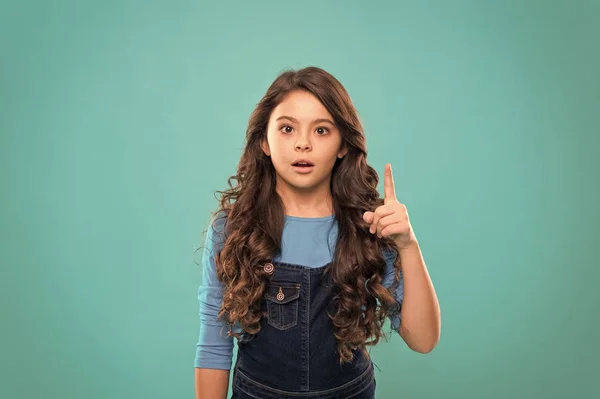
{"left": 265, "top": 287, "right": 300, "bottom": 330}
{"left": 305, "top": 362, "right": 373, "bottom": 395}
{"left": 264, "top": 284, "right": 301, "bottom": 303}
{"left": 305, "top": 269, "right": 311, "bottom": 391}
{"left": 235, "top": 363, "right": 373, "bottom": 397}
{"left": 344, "top": 375, "right": 375, "bottom": 398}
{"left": 270, "top": 260, "right": 332, "bottom": 272}
{"left": 281, "top": 301, "right": 298, "bottom": 329}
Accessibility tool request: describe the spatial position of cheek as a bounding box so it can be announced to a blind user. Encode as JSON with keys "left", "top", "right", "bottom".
{"left": 272, "top": 156, "right": 287, "bottom": 170}
{"left": 269, "top": 148, "right": 289, "bottom": 171}
{"left": 266, "top": 132, "right": 285, "bottom": 153}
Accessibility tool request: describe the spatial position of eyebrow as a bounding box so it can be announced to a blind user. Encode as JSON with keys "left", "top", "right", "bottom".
{"left": 276, "top": 115, "right": 335, "bottom": 126}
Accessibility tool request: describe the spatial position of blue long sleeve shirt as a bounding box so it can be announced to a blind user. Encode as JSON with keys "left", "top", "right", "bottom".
{"left": 194, "top": 213, "right": 404, "bottom": 370}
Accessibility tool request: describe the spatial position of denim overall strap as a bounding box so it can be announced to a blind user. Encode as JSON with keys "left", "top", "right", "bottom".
{"left": 231, "top": 261, "right": 375, "bottom": 398}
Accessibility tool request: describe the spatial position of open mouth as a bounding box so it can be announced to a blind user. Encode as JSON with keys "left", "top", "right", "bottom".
{"left": 292, "top": 161, "right": 314, "bottom": 173}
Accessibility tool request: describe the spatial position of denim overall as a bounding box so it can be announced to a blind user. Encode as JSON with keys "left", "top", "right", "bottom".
{"left": 231, "top": 260, "right": 376, "bottom": 399}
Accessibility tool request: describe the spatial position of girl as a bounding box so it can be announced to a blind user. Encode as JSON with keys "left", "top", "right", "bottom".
{"left": 194, "top": 66, "right": 440, "bottom": 399}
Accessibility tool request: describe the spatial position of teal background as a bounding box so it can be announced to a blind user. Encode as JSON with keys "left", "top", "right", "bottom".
{"left": 1, "top": 0, "right": 598, "bottom": 398}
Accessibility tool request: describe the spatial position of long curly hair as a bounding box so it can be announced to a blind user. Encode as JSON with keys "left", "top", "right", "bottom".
{"left": 205, "top": 66, "right": 402, "bottom": 364}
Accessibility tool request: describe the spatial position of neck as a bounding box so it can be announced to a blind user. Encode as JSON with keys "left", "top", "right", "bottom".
{"left": 276, "top": 183, "right": 334, "bottom": 218}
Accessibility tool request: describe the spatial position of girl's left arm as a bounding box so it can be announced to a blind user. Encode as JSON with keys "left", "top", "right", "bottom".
{"left": 396, "top": 239, "right": 440, "bottom": 353}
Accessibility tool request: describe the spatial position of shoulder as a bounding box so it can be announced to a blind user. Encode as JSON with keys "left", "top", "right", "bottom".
{"left": 209, "top": 209, "right": 228, "bottom": 235}
{"left": 205, "top": 209, "right": 229, "bottom": 255}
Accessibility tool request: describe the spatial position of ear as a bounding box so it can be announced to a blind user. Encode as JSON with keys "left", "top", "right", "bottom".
{"left": 261, "top": 138, "right": 271, "bottom": 157}
{"left": 338, "top": 146, "right": 348, "bottom": 159}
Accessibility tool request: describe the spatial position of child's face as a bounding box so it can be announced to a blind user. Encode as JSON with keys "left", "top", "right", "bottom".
{"left": 262, "top": 90, "right": 348, "bottom": 192}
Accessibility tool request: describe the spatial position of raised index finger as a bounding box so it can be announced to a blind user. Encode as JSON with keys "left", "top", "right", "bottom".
{"left": 384, "top": 163, "right": 396, "bottom": 201}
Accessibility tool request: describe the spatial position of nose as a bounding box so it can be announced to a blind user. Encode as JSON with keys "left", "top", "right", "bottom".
{"left": 295, "top": 134, "right": 311, "bottom": 151}
{"left": 295, "top": 143, "right": 311, "bottom": 151}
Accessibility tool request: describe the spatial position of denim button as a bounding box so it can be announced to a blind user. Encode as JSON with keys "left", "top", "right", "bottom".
{"left": 264, "top": 262, "right": 274, "bottom": 275}
{"left": 276, "top": 287, "right": 285, "bottom": 301}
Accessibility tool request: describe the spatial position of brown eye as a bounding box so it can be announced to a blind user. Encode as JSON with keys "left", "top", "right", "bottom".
{"left": 316, "top": 127, "right": 329, "bottom": 135}
{"left": 280, "top": 125, "right": 293, "bottom": 134}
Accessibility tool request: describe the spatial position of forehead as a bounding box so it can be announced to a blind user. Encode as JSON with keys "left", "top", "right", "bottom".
{"left": 271, "top": 90, "right": 333, "bottom": 121}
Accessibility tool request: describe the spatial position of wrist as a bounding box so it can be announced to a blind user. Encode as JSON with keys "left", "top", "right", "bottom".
{"left": 397, "top": 239, "right": 419, "bottom": 255}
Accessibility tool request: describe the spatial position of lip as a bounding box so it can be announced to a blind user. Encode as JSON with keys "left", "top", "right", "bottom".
{"left": 292, "top": 165, "right": 314, "bottom": 174}
{"left": 291, "top": 158, "right": 314, "bottom": 167}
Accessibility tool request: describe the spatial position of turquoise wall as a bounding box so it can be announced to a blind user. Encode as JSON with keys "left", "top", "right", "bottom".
{"left": 2, "top": 1, "right": 598, "bottom": 398}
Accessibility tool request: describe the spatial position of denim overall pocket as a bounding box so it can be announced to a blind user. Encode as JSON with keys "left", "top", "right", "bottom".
{"left": 264, "top": 283, "right": 300, "bottom": 330}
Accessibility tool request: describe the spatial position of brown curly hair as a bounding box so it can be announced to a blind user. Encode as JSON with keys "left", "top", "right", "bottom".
{"left": 204, "top": 66, "right": 402, "bottom": 364}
